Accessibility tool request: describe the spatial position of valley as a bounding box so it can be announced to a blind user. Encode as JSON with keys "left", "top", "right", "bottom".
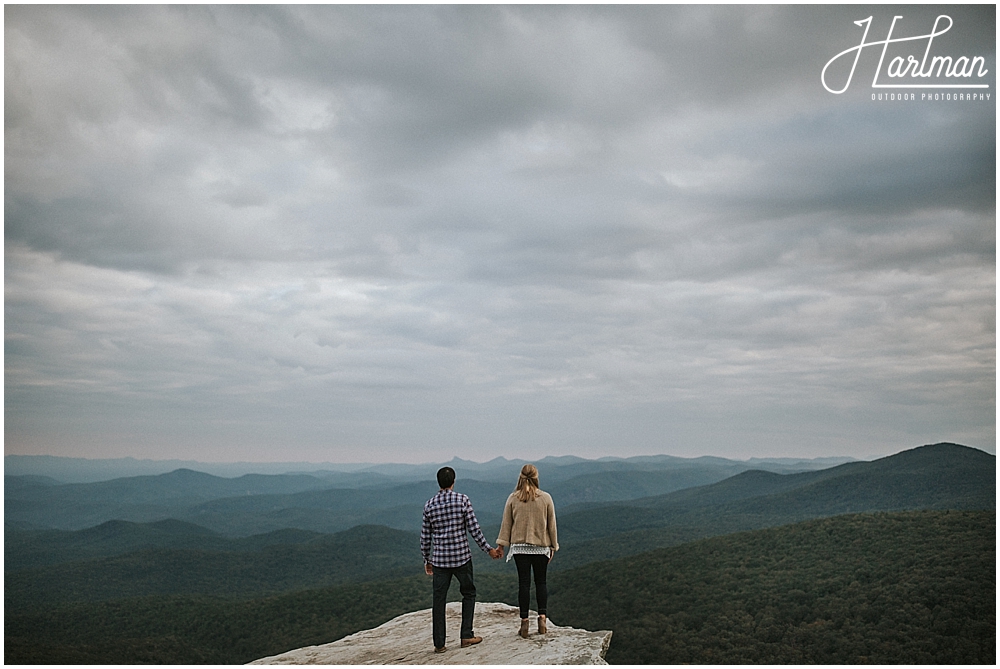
{"left": 4, "top": 443, "right": 995, "bottom": 664}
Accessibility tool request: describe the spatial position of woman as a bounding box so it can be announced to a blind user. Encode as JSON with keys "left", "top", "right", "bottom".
{"left": 495, "top": 464, "right": 559, "bottom": 638}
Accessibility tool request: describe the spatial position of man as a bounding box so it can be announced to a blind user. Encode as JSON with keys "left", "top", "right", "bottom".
{"left": 420, "top": 466, "right": 501, "bottom": 653}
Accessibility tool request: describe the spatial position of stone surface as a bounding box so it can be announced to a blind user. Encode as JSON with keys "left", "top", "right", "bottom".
{"left": 249, "top": 602, "right": 612, "bottom": 665}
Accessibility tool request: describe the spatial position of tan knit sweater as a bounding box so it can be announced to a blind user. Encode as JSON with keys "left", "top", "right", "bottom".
{"left": 496, "top": 490, "right": 559, "bottom": 551}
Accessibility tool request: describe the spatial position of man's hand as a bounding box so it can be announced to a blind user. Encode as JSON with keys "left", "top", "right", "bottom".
{"left": 424, "top": 563, "right": 433, "bottom": 576}
{"left": 490, "top": 546, "right": 503, "bottom": 560}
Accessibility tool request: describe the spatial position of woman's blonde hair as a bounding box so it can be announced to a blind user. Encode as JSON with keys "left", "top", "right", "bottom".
{"left": 514, "top": 464, "right": 540, "bottom": 502}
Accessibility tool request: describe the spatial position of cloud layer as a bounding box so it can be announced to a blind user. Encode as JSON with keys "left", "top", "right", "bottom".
{"left": 5, "top": 5, "right": 995, "bottom": 462}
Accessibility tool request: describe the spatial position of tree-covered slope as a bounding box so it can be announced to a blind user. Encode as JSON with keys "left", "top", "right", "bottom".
{"left": 5, "top": 524, "right": 422, "bottom": 607}
{"left": 552, "top": 510, "right": 995, "bottom": 664}
{"left": 12, "top": 519, "right": 331, "bottom": 572}
{"left": 6, "top": 519, "right": 254, "bottom": 571}
{"left": 5, "top": 511, "right": 992, "bottom": 664}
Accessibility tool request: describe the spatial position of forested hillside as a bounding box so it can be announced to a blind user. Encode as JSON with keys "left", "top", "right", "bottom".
{"left": 5, "top": 519, "right": 322, "bottom": 572}
{"left": 553, "top": 510, "right": 995, "bottom": 664}
{"left": 5, "top": 511, "right": 992, "bottom": 664}
{"left": 5, "top": 525, "right": 421, "bottom": 607}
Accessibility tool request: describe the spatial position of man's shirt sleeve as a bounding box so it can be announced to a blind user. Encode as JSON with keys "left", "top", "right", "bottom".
{"left": 464, "top": 496, "right": 493, "bottom": 553}
{"left": 420, "top": 504, "right": 432, "bottom": 564}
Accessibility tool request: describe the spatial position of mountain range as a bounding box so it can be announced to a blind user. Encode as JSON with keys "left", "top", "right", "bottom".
{"left": 4, "top": 451, "right": 857, "bottom": 484}
{"left": 7, "top": 443, "right": 993, "bottom": 611}
{"left": 5, "top": 450, "right": 854, "bottom": 534}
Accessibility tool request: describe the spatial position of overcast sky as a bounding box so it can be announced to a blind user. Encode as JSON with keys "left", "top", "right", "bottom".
{"left": 5, "top": 5, "right": 995, "bottom": 464}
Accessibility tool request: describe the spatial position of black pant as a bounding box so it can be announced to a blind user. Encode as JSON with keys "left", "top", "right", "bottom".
{"left": 513, "top": 553, "right": 548, "bottom": 618}
{"left": 431, "top": 559, "right": 476, "bottom": 649}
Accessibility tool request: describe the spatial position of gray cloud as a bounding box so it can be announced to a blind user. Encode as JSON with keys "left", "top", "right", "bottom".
{"left": 4, "top": 5, "right": 994, "bottom": 463}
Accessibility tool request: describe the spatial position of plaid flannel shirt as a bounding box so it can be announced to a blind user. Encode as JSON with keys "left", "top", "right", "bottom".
{"left": 420, "top": 489, "right": 494, "bottom": 568}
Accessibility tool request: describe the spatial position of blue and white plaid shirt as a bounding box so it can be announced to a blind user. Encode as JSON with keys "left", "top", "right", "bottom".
{"left": 420, "top": 488, "right": 494, "bottom": 568}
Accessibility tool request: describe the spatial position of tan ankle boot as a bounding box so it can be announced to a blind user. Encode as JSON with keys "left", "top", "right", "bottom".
{"left": 538, "top": 615, "right": 547, "bottom": 635}
{"left": 519, "top": 618, "right": 530, "bottom": 638}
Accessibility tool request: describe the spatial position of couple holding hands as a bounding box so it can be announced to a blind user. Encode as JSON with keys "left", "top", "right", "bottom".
{"left": 419, "top": 464, "right": 558, "bottom": 653}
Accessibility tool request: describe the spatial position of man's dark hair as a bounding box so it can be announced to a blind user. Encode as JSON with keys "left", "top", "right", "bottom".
{"left": 437, "top": 466, "right": 456, "bottom": 489}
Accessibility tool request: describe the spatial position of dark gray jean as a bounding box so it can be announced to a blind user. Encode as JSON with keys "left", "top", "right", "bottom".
{"left": 513, "top": 553, "right": 548, "bottom": 618}
{"left": 431, "top": 559, "right": 476, "bottom": 649}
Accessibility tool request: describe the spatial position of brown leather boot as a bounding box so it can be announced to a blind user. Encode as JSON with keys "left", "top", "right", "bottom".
{"left": 538, "top": 615, "right": 547, "bottom": 635}
{"left": 519, "top": 618, "right": 530, "bottom": 638}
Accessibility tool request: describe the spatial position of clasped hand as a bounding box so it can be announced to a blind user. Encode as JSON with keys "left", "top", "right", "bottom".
{"left": 488, "top": 546, "right": 504, "bottom": 560}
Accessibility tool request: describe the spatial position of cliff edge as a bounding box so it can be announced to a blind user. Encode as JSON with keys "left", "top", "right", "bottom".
{"left": 249, "top": 602, "right": 612, "bottom": 665}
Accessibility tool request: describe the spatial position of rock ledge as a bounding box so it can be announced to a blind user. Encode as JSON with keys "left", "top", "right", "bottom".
{"left": 249, "top": 602, "right": 612, "bottom": 665}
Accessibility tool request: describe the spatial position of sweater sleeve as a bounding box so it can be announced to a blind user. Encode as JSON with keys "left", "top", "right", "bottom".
{"left": 546, "top": 495, "right": 559, "bottom": 551}
{"left": 496, "top": 495, "right": 514, "bottom": 546}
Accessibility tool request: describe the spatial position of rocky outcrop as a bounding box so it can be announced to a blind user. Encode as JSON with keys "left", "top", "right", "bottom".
{"left": 249, "top": 602, "right": 612, "bottom": 665}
